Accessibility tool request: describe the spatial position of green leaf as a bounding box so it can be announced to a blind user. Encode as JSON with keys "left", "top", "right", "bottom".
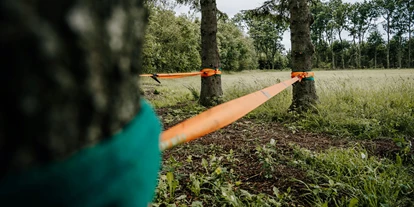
{"left": 191, "top": 201, "right": 203, "bottom": 207}
{"left": 177, "top": 195, "right": 187, "bottom": 200}
{"left": 167, "top": 172, "right": 174, "bottom": 187}
{"left": 349, "top": 198, "right": 358, "bottom": 207}
{"left": 396, "top": 154, "right": 402, "bottom": 166}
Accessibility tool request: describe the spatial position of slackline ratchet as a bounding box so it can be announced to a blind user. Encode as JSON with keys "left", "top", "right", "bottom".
{"left": 0, "top": 99, "right": 162, "bottom": 207}
{"left": 140, "top": 68, "right": 221, "bottom": 83}
{"left": 291, "top": 71, "right": 315, "bottom": 81}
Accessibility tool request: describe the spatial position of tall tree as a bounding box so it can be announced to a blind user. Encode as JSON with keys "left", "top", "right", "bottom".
{"left": 331, "top": 0, "right": 349, "bottom": 69}
{"left": 199, "top": 0, "right": 223, "bottom": 106}
{"left": 169, "top": 0, "right": 223, "bottom": 106}
{"left": 408, "top": 0, "right": 414, "bottom": 68}
{"left": 247, "top": 0, "right": 318, "bottom": 111}
{"left": 346, "top": 1, "right": 378, "bottom": 68}
{"left": 376, "top": 0, "right": 397, "bottom": 68}
{"left": 400, "top": 0, "right": 414, "bottom": 67}
{"left": 346, "top": 3, "right": 360, "bottom": 68}
{"left": 289, "top": 0, "right": 318, "bottom": 110}
{"left": 326, "top": 18, "right": 337, "bottom": 69}
{"left": 310, "top": 1, "right": 331, "bottom": 68}
{"left": 391, "top": 0, "right": 409, "bottom": 68}
{"left": 367, "top": 28, "right": 385, "bottom": 68}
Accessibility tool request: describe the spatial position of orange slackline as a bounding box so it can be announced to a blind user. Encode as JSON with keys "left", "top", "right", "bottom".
{"left": 140, "top": 68, "right": 221, "bottom": 79}
{"left": 160, "top": 77, "right": 300, "bottom": 151}
{"left": 140, "top": 72, "right": 202, "bottom": 79}
{"left": 291, "top": 72, "right": 314, "bottom": 80}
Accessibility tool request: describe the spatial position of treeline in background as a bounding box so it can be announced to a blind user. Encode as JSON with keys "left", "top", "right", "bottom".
{"left": 142, "top": 0, "right": 414, "bottom": 73}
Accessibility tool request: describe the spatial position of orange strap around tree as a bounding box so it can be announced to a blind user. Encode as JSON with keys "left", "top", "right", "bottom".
{"left": 291, "top": 72, "right": 314, "bottom": 81}
{"left": 200, "top": 68, "right": 221, "bottom": 77}
{"left": 160, "top": 76, "right": 300, "bottom": 151}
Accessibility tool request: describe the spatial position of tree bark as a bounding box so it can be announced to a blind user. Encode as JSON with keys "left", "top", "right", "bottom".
{"left": 338, "top": 32, "right": 345, "bottom": 69}
{"left": 353, "top": 37, "right": 358, "bottom": 68}
{"left": 315, "top": 35, "right": 321, "bottom": 68}
{"left": 199, "top": 0, "right": 223, "bottom": 107}
{"left": 289, "top": 0, "right": 318, "bottom": 112}
{"left": 398, "top": 36, "right": 402, "bottom": 68}
{"left": 409, "top": 1, "right": 412, "bottom": 68}
{"left": 0, "top": 0, "right": 147, "bottom": 177}
{"left": 358, "top": 36, "right": 362, "bottom": 69}
{"left": 409, "top": 27, "right": 412, "bottom": 68}
{"left": 386, "top": 17, "right": 390, "bottom": 68}
{"left": 331, "top": 38, "right": 335, "bottom": 69}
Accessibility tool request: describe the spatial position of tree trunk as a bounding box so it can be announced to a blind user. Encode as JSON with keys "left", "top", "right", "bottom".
{"left": 387, "top": 19, "right": 390, "bottom": 68}
{"left": 0, "top": 0, "right": 147, "bottom": 177}
{"left": 398, "top": 36, "right": 402, "bottom": 68}
{"left": 353, "top": 37, "right": 358, "bottom": 68}
{"left": 375, "top": 48, "right": 377, "bottom": 69}
{"left": 339, "top": 32, "right": 345, "bottom": 69}
{"left": 199, "top": 0, "right": 223, "bottom": 107}
{"left": 409, "top": 27, "right": 412, "bottom": 68}
{"left": 289, "top": 0, "right": 318, "bottom": 112}
{"left": 358, "top": 37, "right": 362, "bottom": 69}
{"left": 331, "top": 39, "right": 335, "bottom": 69}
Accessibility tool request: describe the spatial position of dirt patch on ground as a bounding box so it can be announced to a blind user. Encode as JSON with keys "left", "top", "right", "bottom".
{"left": 157, "top": 103, "right": 400, "bottom": 157}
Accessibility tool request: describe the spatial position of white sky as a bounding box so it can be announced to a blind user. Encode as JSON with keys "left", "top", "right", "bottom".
{"left": 173, "top": 0, "right": 374, "bottom": 51}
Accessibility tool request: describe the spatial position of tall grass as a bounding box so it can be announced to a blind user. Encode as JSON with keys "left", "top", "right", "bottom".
{"left": 291, "top": 144, "right": 414, "bottom": 206}
{"left": 301, "top": 75, "right": 414, "bottom": 139}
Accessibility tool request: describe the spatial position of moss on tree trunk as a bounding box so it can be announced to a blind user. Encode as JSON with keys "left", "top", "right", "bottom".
{"left": 289, "top": 0, "right": 319, "bottom": 112}
{"left": 0, "top": 0, "right": 147, "bottom": 177}
{"left": 199, "top": 0, "right": 223, "bottom": 107}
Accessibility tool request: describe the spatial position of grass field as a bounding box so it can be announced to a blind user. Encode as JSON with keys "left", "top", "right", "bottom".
{"left": 142, "top": 69, "right": 414, "bottom": 207}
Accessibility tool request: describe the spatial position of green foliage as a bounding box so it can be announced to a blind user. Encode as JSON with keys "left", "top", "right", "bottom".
{"left": 291, "top": 145, "right": 414, "bottom": 206}
{"left": 309, "top": 0, "right": 413, "bottom": 69}
{"left": 143, "top": 7, "right": 201, "bottom": 73}
{"left": 393, "top": 137, "right": 414, "bottom": 164}
{"left": 255, "top": 139, "right": 278, "bottom": 178}
{"left": 152, "top": 147, "right": 294, "bottom": 207}
{"left": 233, "top": 13, "right": 288, "bottom": 70}
{"left": 184, "top": 84, "right": 200, "bottom": 100}
{"left": 217, "top": 20, "right": 258, "bottom": 71}
{"left": 142, "top": 6, "right": 258, "bottom": 73}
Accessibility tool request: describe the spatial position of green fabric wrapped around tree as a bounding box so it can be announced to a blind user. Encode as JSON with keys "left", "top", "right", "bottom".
{"left": 0, "top": 99, "right": 161, "bottom": 207}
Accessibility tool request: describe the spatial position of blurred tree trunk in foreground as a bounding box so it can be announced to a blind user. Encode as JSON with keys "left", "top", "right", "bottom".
{"left": 0, "top": 0, "right": 147, "bottom": 177}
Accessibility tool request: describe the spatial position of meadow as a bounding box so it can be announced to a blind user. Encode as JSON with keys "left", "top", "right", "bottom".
{"left": 142, "top": 69, "right": 414, "bottom": 207}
